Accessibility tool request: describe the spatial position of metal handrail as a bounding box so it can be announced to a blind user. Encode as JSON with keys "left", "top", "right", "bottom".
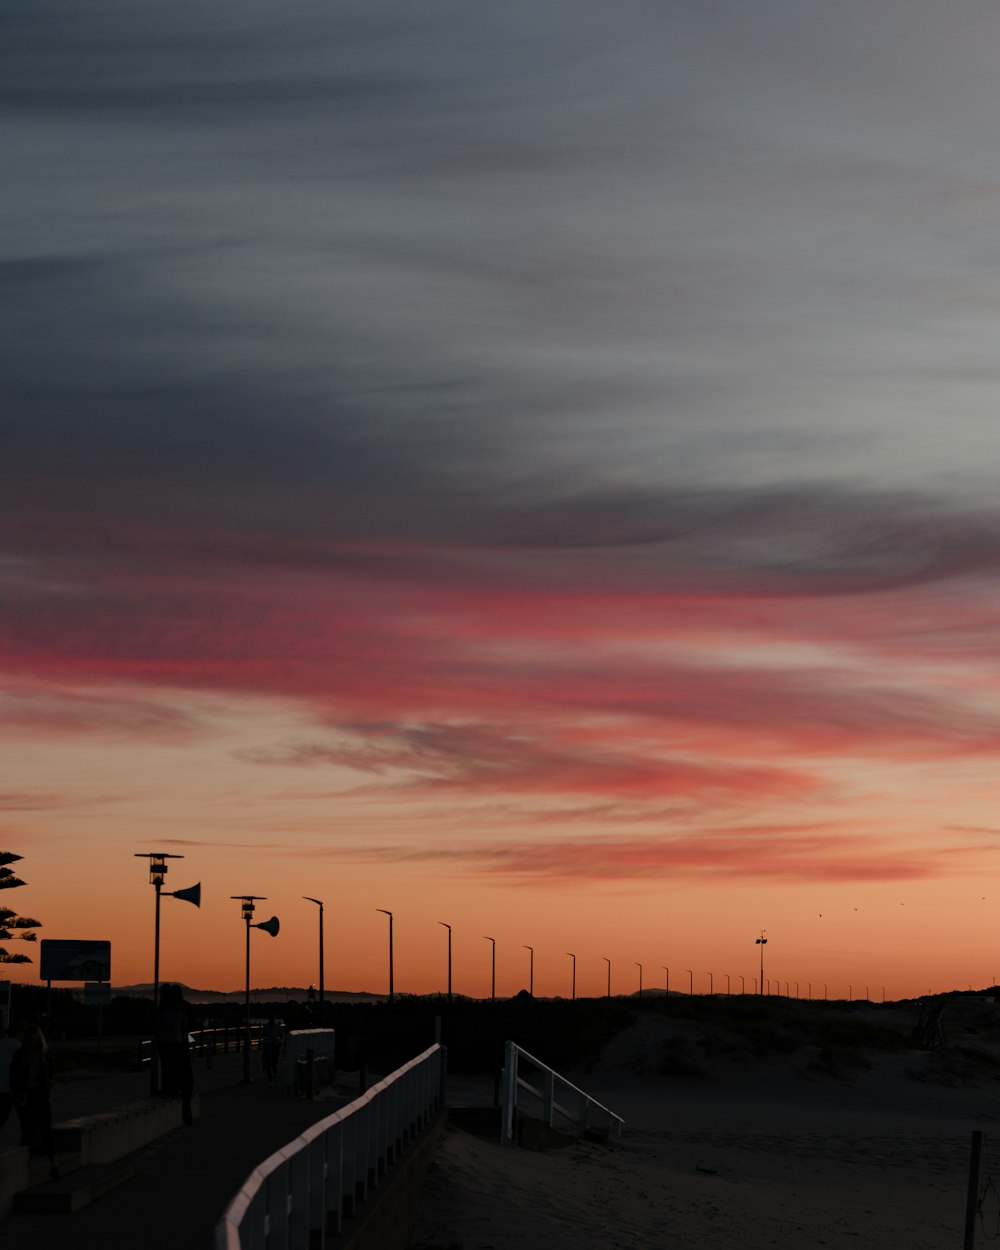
{"left": 138, "top": 1023, "right": 265, "bottom": 1068}
{"left": 215, "top": 1042, "right": 447, "bottom": 1250}
{"left": 500, "top": 1040, "right": 624, "bottom": 1143}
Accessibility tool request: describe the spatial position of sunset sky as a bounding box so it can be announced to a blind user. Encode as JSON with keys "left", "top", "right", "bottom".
{"left": 5, "top": 2, "right": 1000, "bottom": 1000}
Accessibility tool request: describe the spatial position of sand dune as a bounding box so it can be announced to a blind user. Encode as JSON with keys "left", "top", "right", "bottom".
{"left": 413, "top": 1004, "right": 1000, "bottom": 1248}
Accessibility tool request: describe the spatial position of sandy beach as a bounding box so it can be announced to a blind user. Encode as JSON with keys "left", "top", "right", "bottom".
{"left": 412, "top": 1006, "right": 1000, "bottom": 1249}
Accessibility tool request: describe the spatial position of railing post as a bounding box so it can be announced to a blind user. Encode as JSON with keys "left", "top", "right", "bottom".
{"left": 289, "top": 1146, "right": 310, "bottom": 1250}
{"left": 543, "top": 1069, "right": 555, "bottom": 1127}
{"left": 500, "top": 1041, "right": 517, "bottom": 1144}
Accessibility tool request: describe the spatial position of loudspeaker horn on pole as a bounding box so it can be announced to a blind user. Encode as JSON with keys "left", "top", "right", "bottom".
{"left": 255, "top": 916, "right": 280, "bottom": 937}
{"left": 170, "top": 883, "right": 201, "bottom": 907}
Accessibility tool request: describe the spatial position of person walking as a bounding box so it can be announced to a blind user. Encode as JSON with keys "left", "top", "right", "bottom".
{"left": 9, "top": 1022, "right": 58, "bottom": 1179}
{"left": 0, "top": 1019, "right": 24, "bottom": 1132}
{"left": 261, "top": 1015, "right": 284, "bottom": 1083}
{"left": 155, "top": 984, "right": 194, "bottom": 1124}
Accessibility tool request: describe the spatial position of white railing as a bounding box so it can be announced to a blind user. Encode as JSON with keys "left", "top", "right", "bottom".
{"left": 500, "top": 1040, "right": 624, "bottom": 1144}
{"left": 215, "top": 1042, "right": 446, "bottom": 1250}
{"left": 282, "top": 1028, "right": 336, "bottom": 1093}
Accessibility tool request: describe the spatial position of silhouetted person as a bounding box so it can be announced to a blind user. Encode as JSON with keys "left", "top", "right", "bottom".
{"left": 9, "top": 1022, "right": 58, "bottom": 1179}
{"left": 155, "top": 984, "right": 194, "bottom": 1124}
{"left": 0, "top": 1019, "right": 25, "bottom": 1132}
{"left": 262, "top": 1015, "right": 283, "bottom": 1083}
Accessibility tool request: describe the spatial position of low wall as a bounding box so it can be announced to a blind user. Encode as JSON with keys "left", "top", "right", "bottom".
{"left": 0, "top": 1146, "right": 30, "bottom": 1220}
{"left": 53, "top": 1093, "right": 200, "bottom": 1165}
{"left": 336, "top": 1110, "right": 448, "bottom": 1250}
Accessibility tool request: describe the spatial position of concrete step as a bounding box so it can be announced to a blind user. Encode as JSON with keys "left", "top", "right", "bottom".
{"left": 13, "top": 1160, "right": 139, "bottom": 1214}
{"left": 27, "top": 1150, "right": 83, "bottom": 1186}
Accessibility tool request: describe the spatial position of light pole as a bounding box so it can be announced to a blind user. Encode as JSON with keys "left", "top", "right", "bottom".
{"left": 725, "top": 973, "right": 731, "bottom": 995}
{"left": 755, "top": 930, "right": 767, "bottom": 996}
{"left": 438, "top": 922, "right": 452, "bottom": 1002}
{"left": 848, "top": 984, "right": 852, "bottom": 1001}
{"left": 135, "top": 852, "right": 200, "bottom": 1094}
{"left": 708, "top": 971, "right": 714, "bottom": 996}
{"left": 302, "top": 897, "right": 325, "bottom": 1016}
{"left": 603, "top": 957, "right": 611, "bottom": 998}
{"left": 687, "top": 969, "right": 693, "bottom": 995}
{"left": 231, "top": 895, "right": 279, "bottom": 1083}
{"left": 794, "top": 981, "right": 799, "bottom": 999}
{"left": 635, "top": 962, "right": 643, "bottom": 999}
{"left": 376, "top": 910, "right": 394, "bottom": 1002}
{"left": 566, "top": 953, "right": 576, "bottom": 1001}
{"left": 523, "top": 945, "right": 534, "bottom": 996}
{"left": 662, "top": 966, "right": 670, "bottom": 996}
{"left": 739, "top": 975, "right": 745, "bottom": 994}
{"left": 484, "top": 936, "right": 495, "bottom": 1001}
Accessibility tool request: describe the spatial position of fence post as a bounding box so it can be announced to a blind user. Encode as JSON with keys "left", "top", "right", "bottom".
{"left": 543, "top": 1069, "right": 555, "bottom": 1127}
{"left": 500, "top": 1041, "right": 516, "bottom": 1144}
{"left": 965, "top": 1130, "right": 984, "bottom": 1250}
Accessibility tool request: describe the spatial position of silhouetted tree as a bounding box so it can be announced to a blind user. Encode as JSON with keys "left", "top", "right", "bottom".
{"left": 0, "top": 851, "right": 42, "bottom": 964}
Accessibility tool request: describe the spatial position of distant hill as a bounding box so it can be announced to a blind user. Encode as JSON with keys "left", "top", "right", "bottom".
{"left": 112, "top": 984, "right": 382, "bottom": 1005}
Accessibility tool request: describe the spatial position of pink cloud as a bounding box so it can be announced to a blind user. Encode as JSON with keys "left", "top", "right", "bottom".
{"left": 272, "top": 824, "right": 990, "bottom": 884}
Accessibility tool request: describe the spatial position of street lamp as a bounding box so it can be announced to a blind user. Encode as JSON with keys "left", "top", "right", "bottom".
{"left": 739, "top": 975, "right": 745, "bottom": 995}
{"left": 635, "top": 962, "right": 643, "bottom": 999}
{"left": 438, "top": 922, "right": 452, "bottom": 1002}
{"left": 566, "top": 953, "right": 576, "bottom": 1001}
{"left": 755, "top": 930, "right": 767, "bottom": 996}
{"left": 662, "top": 966, "right": 670, "bottom": 996}
{"left": 484, "top": 936, "right": 496, "bottom": 1001}
{"left": 687, "top": 969, "right": 693, "bottom": 995}
{"left": 603, "top": 957, "right": 611, "bottom": 998}
{"left": 725, "top": 973, "right": 731, "bottom": 995}
{"left": 231, "top": 895, "right": 279, "bottom": 1083}
{"left": 523, "top": 945, "right": 534, "bottom": 996}
{"left": 376, "top": 910, "right": 394, "bottom": 1002}
{"left": 302, "top": 897, "right": 325, "bottom": 1016}
{"left": 708, "top": 971, "right": 714, "bottom": 996}
{"left": 135, "top": 852, "right": 200, "bottom": 1094}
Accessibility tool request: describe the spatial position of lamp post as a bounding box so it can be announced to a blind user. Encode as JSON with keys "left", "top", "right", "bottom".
{"left": 523, "top": 945, "right": 534, "bottom": 996}
{"left": 484, "top": 936, "right": 495, "bottom": 1001}
{"left": 438, "top": 922, "right": 452, "bottom": 1002}
{"left": 708, "top": 971, "right": 714, "bottom": 996}
{"left": 302, "top": 897, "right": 325, "bottom": 1016}
{"left": 231, "top": 895, "right": 279, "bottom": 1083}
{"left": 635, "top": 962, "right": 643, "bottom": 999}
{"left": 566, "top": 953, "right": 576, "bottom": 1001}
{"left": 603, "top": 957, "right": 611, "bottom": 998}
{"left": 687, "top": 969, "right": 693, "bottom": 995}
{"left": 376, "top": 910, "right": 394, "bottom": 1002}
{"left": 662, "top": 966, "right": 670, "bottom": 996}
{"left": 135, "top": 852, "right": 200, "bottom": 1094}
{"left": 739, "top": 974, "right": 745, "bottom": 995}
{"left": 725, "top": 973, "right": 731, "bottom": 995}
{"left": 755, "top": 930, "right": 767, "bottom": 996}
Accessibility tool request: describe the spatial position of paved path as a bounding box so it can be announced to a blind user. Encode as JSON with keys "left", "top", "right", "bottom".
{"left": 1, "top": 1047, "right": 494, "bottom": 1248}
{"left": 1, "top": 1049, "right": 360, "bottom": 1250}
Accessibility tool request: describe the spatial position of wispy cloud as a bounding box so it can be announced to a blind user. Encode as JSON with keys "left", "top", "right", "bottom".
{"left": 249, "top": 825, "right": 989, "bottom": 885}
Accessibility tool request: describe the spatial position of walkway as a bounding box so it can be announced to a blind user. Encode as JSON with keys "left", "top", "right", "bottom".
{"left": 0, "top": 1048, "right": 360, "bottom": 1250}
{"left": 0, "top": 1047, "right": 495, "bottom": 1250}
